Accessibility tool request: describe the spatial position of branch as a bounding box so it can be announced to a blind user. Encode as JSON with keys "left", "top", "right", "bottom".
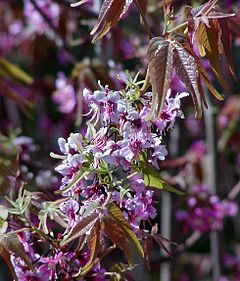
{"left": 228, "top": 181, "right": 240, "bottom": 201}
{"left": 151, "top": 231, "right": 201, "bottom": 266}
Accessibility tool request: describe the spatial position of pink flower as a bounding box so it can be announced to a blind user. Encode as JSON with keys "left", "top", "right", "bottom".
{"left": 52, "top": 72, "right": 76, "bottom": 114}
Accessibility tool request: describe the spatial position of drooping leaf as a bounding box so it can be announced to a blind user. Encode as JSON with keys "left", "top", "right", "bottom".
{"left": 218, "top": 18, "right": 236, "bottom": 79}
{"left": 0, "top": 58, "right": 33, "bottom": 84}
{"left": 172, "top": 41, "right": 205, "bottom": 118}
{"left": 185, "top": 0, "right": 236, "bottom": 81}
{"left": 147, "top": 37, "right": 174, "bottom": 120}
{"left": 103, "top": 216, "right": 133, "bottom": 264}
{"left": 0, "top": 233, "right": 35, "bottom": 271}
{"left": 91, "top": 0, "right": 126, "bottom": 43}
{"left": 80, "top": 220, "right": 102, "bottom": 276}
{"left": 188, "top": 48, "right": 224, "bottom": 100}
{"left": 146, "top": 34, "right": 210, "bottom": 119}
{"left": 196, "top": 21, "right": 228, "bottom": 89}
{"left": 0, "top": 245, "right": 18, "bottom": 280}
{"left": 144, "top": 236, "right": 153, "bottom": 270}
{"left": 107, "top": 202, "right": 144, "bottom": 257}
{"left": 142, "top": 165, "right": 184, "bottom": 195}
{"left": 60, "top": 211, "right": 99, "bottom": 247}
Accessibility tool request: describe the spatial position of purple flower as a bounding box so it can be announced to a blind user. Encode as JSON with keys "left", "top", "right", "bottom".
{"left": 52, "top": 72, "right": 76, "bottom": 114}
{"left": 176, "top": 184, "right": 238, "bottom": 233}
{"left": 59, "top": 199, "right": 79, "bottom": 224}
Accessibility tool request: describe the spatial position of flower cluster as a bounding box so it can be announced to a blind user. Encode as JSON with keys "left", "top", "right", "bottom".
{"left": 54, "top": 82, "right": 188, "bottom": 232}
{"left": 7, "top": 80, "right": 189, "bottom": 280}
{"left": 176, "top": 184, "right": 238, "bottom": 233}
{"left": 220, "top": 254, "right": 240, "bottom": 281}
{"left": 11, "top": 231, "right": 106, "bottom": 281}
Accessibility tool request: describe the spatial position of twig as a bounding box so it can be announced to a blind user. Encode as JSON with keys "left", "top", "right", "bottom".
{"left": 167, "top": 21, "right": 188, "bottom": 34}
{"left": 228, "top": 181, "right": 240, "bottom": 201}
{"left": 133, "top": 0, "right": 153, "bottom": 39}
{"left": 151, "top": 231, "right": 201, "bottom": 266}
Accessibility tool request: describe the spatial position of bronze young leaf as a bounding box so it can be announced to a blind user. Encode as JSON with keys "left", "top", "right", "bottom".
{"left": 79, "top": 220, "right": 102, "bottom": 276}
{"left": 0, "top": 233, "right": 35, "bottom": 272}
{"left": 103, "top": 216, "right": 133, "bottom": 264}
{"left": 147, "top": 34, "right": 207, "bottom": 119}
{"left": 60, "top": 211, "right": 99, "bottom": 247}
{"left": 91, "top": 0, "right": 130, "bottom": 43}
{"left": 147, "top": 37, "right": 174, "bottom": 121}
{"left": 173, "top": 42, "right": 204, "bottom": 118}
{"left": 186, "top": 0, "right": 237, "bottom": 81}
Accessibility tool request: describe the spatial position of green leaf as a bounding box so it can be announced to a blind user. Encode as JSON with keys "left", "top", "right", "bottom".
{"left": 107, "top": 203, "right": 144, "bottom": 257}
{"left": 0, "top": 58, "right": 33, "bottom": 84}
{"left": 143, "top": 165, "right": 184, "bottom": 195}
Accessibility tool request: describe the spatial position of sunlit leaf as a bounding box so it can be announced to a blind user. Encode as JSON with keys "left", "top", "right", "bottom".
{"left": 80, "top": 220, "right": 101, "bottom": 275}
{"left": 0, "top": 58, "right": 33, "bottom": 84}
{"left": 107, "top": 202, "right": 144, "bottom": 257}
{"left": 60, "top": 211, "right": 99, "bottom": 247}
{"left": 147, "top": 37, "right": 174, "bottom": 120}
{"left": 142, "top": 165, "right": 184, "bottom": 195}
{"left": 172, "top": 40, "right": 205, "bottom": 118}
{"left": 91, "top": 0, "right": 126, "bottom": 43}
{"left": 196, "top": 22, "right": 228, "bottom": 89}
{"left": 103, "top": 216, "right": 133, "bottom": 264}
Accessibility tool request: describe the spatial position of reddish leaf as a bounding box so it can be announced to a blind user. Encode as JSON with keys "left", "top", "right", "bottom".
{"left": 172, "top": 42, "right": 205, "bottom": 118}
{"left": 91, "top": 0, "right": 127, "bottom": 43}
{"left": 185, "top": 1, "right": 236, "bottom": 81}
{"left": 0, "top": 233, "right": 34, "bottom": 272}
{"left": 60, "top": 211, "right": 99, "bottom": 246}
{"left": 147, "top": 34, "right": 212, "bottom": 119}
{"left": 103, "top": 216, "right": 133, "bottom": 264}
{"left": 218, "top": 18, "right": 236, "bottom": 79}
{"left": 0, "top": 245, "right": 18, "bottom": 280}
{"left": 107, "top": 202, "right": 144, "bottom": 257}
{"left": 147, "top": 37, "right": 174, "bottom": 120}
{"left": 191, "top": 50, "right": 224, "bottom": 101}
{"left": 144, "top": 236, "right": 153, "bottom": 270}
{"left": 81, "top": 220, "right": 101, "bottom": 275}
